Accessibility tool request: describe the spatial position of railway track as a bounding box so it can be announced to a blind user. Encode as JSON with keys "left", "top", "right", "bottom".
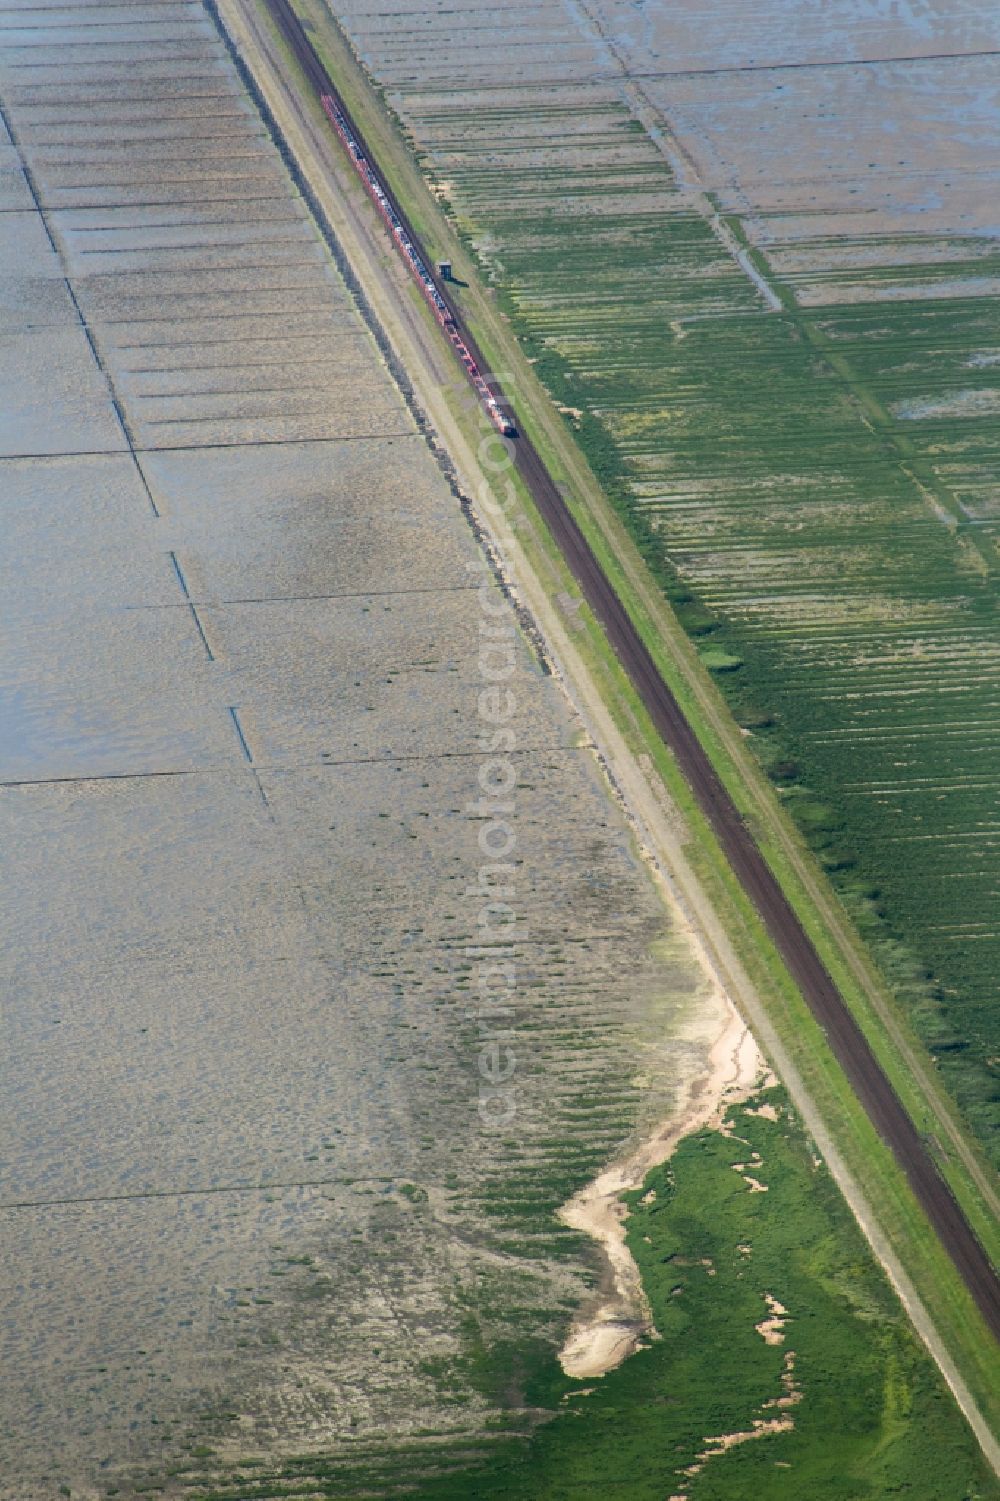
{"left": 260, "top": 0, "right": 1000, "bottom": 1341}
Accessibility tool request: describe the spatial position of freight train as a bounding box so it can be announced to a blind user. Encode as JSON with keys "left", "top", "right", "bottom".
{"left": 320, "top": 94, "right": 516, "bottom": 438}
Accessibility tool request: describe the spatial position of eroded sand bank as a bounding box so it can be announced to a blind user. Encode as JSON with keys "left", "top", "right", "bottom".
{"left": 558, "top": 1000, "right": 764, "bottom": 1378}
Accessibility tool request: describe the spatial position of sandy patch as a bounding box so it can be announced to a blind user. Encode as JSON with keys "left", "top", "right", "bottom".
{"left": 764, "top": 1350, "right": 802, "bottom": 1411}
{"left": 745, "top": 1100, "right": 780, "bottom": 1122}
{"left": 556, "top": 1009, "right": 763, "bottom": 1378}
{"left": 756, "top": 1294, "right": 788, "bottom": 1345}
{"left": 685, "top": 1414, "right": 795, "bottom": 1471}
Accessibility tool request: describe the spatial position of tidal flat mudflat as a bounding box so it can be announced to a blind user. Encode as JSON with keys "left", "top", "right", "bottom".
{"left": 326, "top": 0, "right": 1000, "bottom": 1163}
{"left": 0, "top": 4, "right": 716, "bottom": 1494}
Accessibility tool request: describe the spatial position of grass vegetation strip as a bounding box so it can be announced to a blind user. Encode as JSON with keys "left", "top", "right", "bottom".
{"left": 273, "top": 0, "right": 1000, "bottom": 1422}
{"left": 179, "top": 1093, "right": 999, "bottom": 1500}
